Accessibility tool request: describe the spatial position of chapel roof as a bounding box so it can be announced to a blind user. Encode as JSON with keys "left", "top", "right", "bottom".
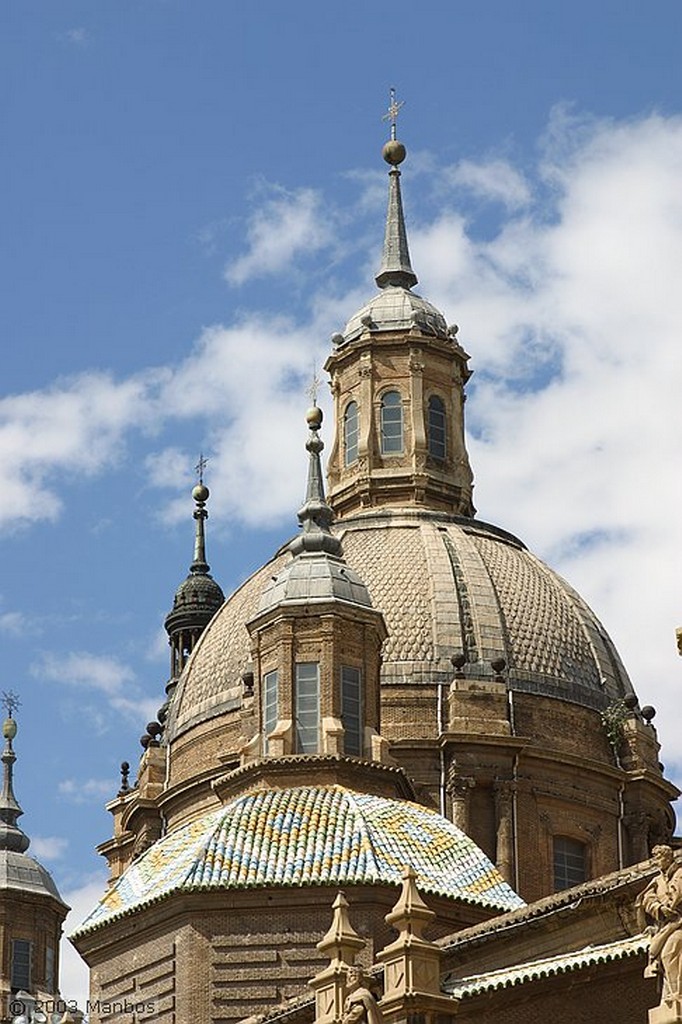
{"left": 74, "top": 783, "right": 524, "bottom": 936}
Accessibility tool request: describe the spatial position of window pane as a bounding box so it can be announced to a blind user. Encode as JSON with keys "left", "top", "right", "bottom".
{"left": 553, "top": 836, "right": 586, "bottom": 891}
{"left": 295, "top": 663, "right": 319, "bottom": 753}
{"left": 263, "top": 670, "right": 278, "bottom": 753}
{"left": 45, "top": 945, "right": 55, "bottom": 993}
{"left": 11, "top": 939, "right": 31, "bottom": 991}
{"left": 344, "top": 401, "right": 359, "bottom": 466}
{"left": 428, "top": 395, "right": 447, "bottom": 460}
{"left": 341, "top": 666, "right": 362, "bottom": 757}
{"left": 381, "top": 391, "right": 403, "bottom": 454}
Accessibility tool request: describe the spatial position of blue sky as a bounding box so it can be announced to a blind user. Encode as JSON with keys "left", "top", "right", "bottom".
{"left": 4, "top": 1, "right": 682, "bottom": 1009}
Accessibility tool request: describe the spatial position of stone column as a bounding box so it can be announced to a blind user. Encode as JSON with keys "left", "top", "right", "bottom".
{"left": 494, "top": 778, "right": 516, "bottom": 884}
{"left": 445, "top": 763, "right": 474, "bottom": 834}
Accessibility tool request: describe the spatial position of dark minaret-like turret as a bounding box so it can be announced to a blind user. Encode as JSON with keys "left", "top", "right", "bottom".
{"left": 161, "top": 463, "right": 225, "bottom": 717}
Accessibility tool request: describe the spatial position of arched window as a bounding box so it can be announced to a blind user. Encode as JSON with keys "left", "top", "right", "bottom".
{"left": 344, "top": 401, "right": 359, "bottom": 466}
{"left": 553, "top": 836, "right": 587, "bottom": 891}
{"left": 428, "top": 395, "right": 447, "bottom": 460}
{"left": 380, "top": 391, "right": 403, "bottom": 454}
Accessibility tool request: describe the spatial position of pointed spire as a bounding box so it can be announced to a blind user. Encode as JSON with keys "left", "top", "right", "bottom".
{"left": 289, "top": 406, "right": 343, "bottom": 558}
{"left": 0, "top": 693, "right": 30, "bottom": 854}
{"left": 191, "top": 453, "right": 210, "bottom": 575}
{"left": 375, "top": 89, "right": 418, "bottom": 291}
{"left": 163, "top": 463, "right": 225, "bottom": 692}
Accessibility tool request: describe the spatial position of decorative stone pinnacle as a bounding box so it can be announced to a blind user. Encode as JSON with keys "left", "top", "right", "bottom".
{"left": 317, "top": 891, "right": 366, "bottom": 964}
{"left": 385, "top": 865, "right": 436, "bottom": 937}
{"left": 289, "top": 408, "right": 343, "bottom": 558}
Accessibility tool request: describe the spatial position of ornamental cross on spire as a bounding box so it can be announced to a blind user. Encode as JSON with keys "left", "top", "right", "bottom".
{"left": 382, "top": 87, "right": 404, "bottom": 141}
{"left": 195, "top": 453, "right": 208, "bottom": 485}
{"left": 1, "top": 691, "right": 20, "bottom": 718}
{"left": 306, "top": 363, "right": 321, "bottom": 407}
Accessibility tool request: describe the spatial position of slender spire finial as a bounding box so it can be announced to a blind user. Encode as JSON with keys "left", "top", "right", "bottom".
{"left": 288, "top": 408, "right": 342, "bottom": 558}
{"left": 376, "top": 89, "right": 418, "bottom": 291}
{"left": 191, "top": 459, "right": 211, "bottom": 575}
{"left": 1, "top": 696, "right": 30, "bottom": 853}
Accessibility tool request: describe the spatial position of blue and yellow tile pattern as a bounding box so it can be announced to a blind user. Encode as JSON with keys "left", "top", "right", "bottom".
{"left": 76, "top": 785, "right": 524, "bottom": 935}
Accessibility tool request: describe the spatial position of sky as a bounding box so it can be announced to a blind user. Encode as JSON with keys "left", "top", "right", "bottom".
{"left": 3, "top": 0, "right": 682, "bottom": 1012}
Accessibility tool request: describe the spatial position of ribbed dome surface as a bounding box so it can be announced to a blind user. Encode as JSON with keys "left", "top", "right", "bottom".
{"left": 75, "top": 783, "right": 524, "bottom": 935}
{"left": 341, "top": 286, "right": 449, "bottom": 343}
{"left": 0, "top": 849, "right": 65, "bottom": 903}
{"left": 166, "top": 511, "right": 633, "bottom": 741}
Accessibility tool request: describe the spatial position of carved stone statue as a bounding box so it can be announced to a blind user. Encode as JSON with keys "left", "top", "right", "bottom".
{"left": 636, "top": 844, "right": 682, "bottom": 1014}
{"left": 341, "top": 966, "right": 383, "bottom": 1024}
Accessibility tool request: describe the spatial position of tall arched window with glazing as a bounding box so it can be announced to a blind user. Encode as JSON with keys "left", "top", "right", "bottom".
{"left": 344, "top": 400, "right": 359, "bottom": 466}
{"left": 380, "top": 390, "right": 403, "bottom": 454}
{"left": 427, "top": 395, "right": 447, "bottom": 460}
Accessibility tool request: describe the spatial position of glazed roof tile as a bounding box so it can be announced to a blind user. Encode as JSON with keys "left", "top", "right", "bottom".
{"left": 74, "top": 785, "right": 523, "bottom": 936}
{"left": 443, "top": 933, "right": 649, "bottom": 998}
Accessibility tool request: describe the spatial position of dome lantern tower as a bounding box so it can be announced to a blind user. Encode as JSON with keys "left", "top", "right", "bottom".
{"left": 325, "top": 93, "right": 475, "bottom": 518}
{"left": 163, "top": 460, "right": 225, "bottom": 710}
{"left": 244, "top": 406, "right": 389, "bottom": 763}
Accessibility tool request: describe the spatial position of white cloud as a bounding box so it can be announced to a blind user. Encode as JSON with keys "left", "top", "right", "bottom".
{"left": 58, "top": 778, "right": 115, "bottom": 804}
{"left": 446, "top": 158, "right": 532, "bottom": 209}
{"left": 31, "top": 835, "right": 69, "bottom": 861}
{"left": 0, "top": 370, "right": 164, "bottom": 531}
{"left": 0, "top": 610, "right": 30, "bottom": 635}
{"left": 35, "top": 651, "right": 135, "bottom": 696}
{"left": 33, "top": 651, "right": 159, "bottom": 727}
{"left": 225, "top": 184, "right": 335, "bottom": 285}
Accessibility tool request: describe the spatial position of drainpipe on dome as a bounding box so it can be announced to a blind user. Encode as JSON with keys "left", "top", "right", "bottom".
{"left": 507, "top": 683, "right": 521, "bottom": 893}
{"left": 617, "top": 782, "right": 625, "bottom": 869}
{"left": 438, "top": 681, "right": 447, "bottom": 816}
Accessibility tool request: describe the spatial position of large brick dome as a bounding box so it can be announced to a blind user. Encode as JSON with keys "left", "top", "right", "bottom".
{"left": 165, "top": 508, "right": 634, "bottom": 745}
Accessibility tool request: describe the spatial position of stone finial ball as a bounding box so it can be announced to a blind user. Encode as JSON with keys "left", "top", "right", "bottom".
{"left": 306, "top": 406, "right": 323, "bottom": 429}
{"left": 192, "top": 483, "right": 209, "bottom": 503}
{"left": 382, "top": 139, "right": 406, "bottom": 166}
{"left": 3, "top": 718, "right": 17, "bottom": 740}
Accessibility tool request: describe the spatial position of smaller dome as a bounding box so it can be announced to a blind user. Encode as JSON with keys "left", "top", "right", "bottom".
{"left": 342, "top": 286, "right": 449, "bottom": 345}
{"left": 165, "top": 571, "right": 225, "bottom": 635}
{"left": 0, "top": 849, "right": 65, "bottom": 903}
{"left": 258, "top": 553, "right": 373, "bottom": 614}
{"left": 75, "top": 784, "right": 524, "bottom": 936}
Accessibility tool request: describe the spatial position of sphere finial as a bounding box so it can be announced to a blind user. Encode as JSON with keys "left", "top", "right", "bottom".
{"left": 381, "top": 88, "right": 406, "bottom": 165}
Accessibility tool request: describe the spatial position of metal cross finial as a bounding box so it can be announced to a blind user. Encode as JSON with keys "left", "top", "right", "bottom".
{"left": 195, "top": 453, "right": 208, "bottom": 485}
{"left": 1, "top": 691, "right": 21, "bottom": 718}
{"left": 382, "top": 87, "right": 404, "bottom": 141}
{"left": 306, "top": 363, "right": 321, "bottom": 406}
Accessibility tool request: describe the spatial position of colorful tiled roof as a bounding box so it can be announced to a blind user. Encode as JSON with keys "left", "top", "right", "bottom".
{"left": 75, "top": 785, "right": 524, "bottom": 936}
{"left": 443, "top": 934, "right": 649, "bottom": 998}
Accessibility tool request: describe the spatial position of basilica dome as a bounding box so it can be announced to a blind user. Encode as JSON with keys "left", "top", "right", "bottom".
{"left": 165, "top": 509, "right": 633, "bottom": 744}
